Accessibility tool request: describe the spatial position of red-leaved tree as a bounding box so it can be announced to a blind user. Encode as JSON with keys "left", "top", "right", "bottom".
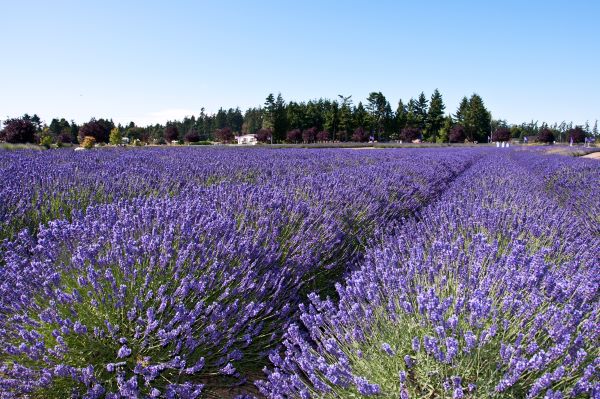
{"left": 316, "top": 130, "right": 329, "bottom": 142}
{"left": 78, "top": 118, "right": 114, "bottom": 143}
{"left": 255, "top": 128, "right": 272, "bottom": 143}
{"left": 184, "top": 130, "right": 200, "bottom": 143}
{"left": 567, "top": 127, "right": 586, "bottom": 143}
{"left": 351, "top": 127, "right": 367, "bottom": 142}
{"left": 492, "top": 128, "right": 511, "bottom": 142}
{"left": 164, "top": 125, "right": 179, "bottom": 142}
{"left": 286, "top": 129, "right": 302, "bottom": 143}
{"left": 400, "top": 127, "right": 421, "bottom": 142}
{"left": 449, "top": 125, "right": 466, "bottom": 143}
{"left": 0, "top": 118, "right": 36, "bottom": 143}
{"left": 302, "top": 127, "right": 317, "bottom": 143}
{"left": 215, "top": 127, "right": 234, "bottom": 143}
{"left": 537, "top": 128, "right": 555, "bottom": 144}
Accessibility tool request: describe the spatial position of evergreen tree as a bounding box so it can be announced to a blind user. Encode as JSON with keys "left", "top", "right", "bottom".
{"left": 287, "top": 102, "right": 307, "bottom": 131}
{"left": 366, "top": 92, "right": 389, "bottom": 141}
{"left": 306, "top": 101, "right": 325, "bottom": 132}
{"left": 272, "top": 93, "right": 288, "bottom": 142}
{"left": 464, "top": 94, "right": 491, "bottom": 142}
{"left": 262, "top": 94, "right": 276, "bottom": 131}
{"left": 405, "top": 99, "right": 419, "bottom": 129}
{"left": 48, "top": 118, "right": 71, "bottom": 142}
{"left": 49, "top": 118, "right": 61, "bottom": 137}
{"left": 338, "top": 95, "right": 353, "bottom": 138}
{"left": 414, "top": 92, "right": 429, "bottom": 131}
{"left": 437, "top": 115, "right": 453, "bottom": 143}
{"left": 324, "top": 101, "right": 339, "bottom": 139}
{"left": 69, "top": 121, "right": 79, "bottom": 143}
{"left": 22, "top": 114, "right": 43, "bottom": 132}
{"left": 395, "top": 99, "right": 407, "bottom": 139}
{"left": 381, "top": 101, "right": 394, "bottom": 141}
{"left": 454, "top": 97, "right": 469, "bottom": 125}
{"left": 242, "top": 107, "right": 263, "bottom": 134}
{"left": 226, "top": 108, "right": 244, "bottom": 133}
{"left": 352, "top": 102, "right": 369, "bottom": 142}
{"left": 426, "top": 89, "right": 445, "bottom": 142}
{"left": 213, "top": 108, "right": 227, "bottom": 130}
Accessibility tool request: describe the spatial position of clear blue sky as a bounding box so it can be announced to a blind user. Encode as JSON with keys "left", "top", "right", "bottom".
{"left": 1, "top": 0, "right": 598, "bottom": 127}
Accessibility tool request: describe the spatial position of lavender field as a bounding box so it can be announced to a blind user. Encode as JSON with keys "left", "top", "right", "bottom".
{"left": 0, "top": 147, "right": 598, "bottom": 399}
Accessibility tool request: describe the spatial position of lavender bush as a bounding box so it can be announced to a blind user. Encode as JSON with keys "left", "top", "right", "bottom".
{"left": 259, "top": 151, "right": 599, "bottom": 398}
{"left": 0, "top": 147, "right": 479, "bottom": 397}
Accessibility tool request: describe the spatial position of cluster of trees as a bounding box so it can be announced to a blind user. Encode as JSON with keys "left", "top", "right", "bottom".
{"left": 2, "top": 92, "right": 598, "bottom": 145}
{"left": 489, "top": 120, "right": 598, "bottom": 144}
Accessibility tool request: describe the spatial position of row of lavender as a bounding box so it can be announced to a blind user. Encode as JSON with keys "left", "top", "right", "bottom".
{"left": 0, "top": 148, "right": 480, "bottom": 398}
{"left": 0, "top": 148, "right": 481, "bottom": 241}
{"left": 259, "top": 151, "right": 599, "bottom": 398}
{"left": 509, "top": 149, "right": 600, "bottom": 236}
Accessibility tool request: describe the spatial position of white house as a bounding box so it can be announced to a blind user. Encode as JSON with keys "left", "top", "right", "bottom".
{"left": 236, "top": 134, "right": 258, "bottom": 145}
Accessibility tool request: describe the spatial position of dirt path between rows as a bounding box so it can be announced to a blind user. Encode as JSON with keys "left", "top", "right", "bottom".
{"left": 582, "top": 152, "right": 600, "bottom": 160}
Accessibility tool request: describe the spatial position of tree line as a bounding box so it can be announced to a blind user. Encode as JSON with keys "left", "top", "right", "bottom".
{"left": 1, "top": 91, "right": 598, "bottom": 145}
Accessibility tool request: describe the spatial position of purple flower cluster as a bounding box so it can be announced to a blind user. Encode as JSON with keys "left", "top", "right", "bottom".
{"left": 258, "top": 150, "right": 599, "bottom": 398}
{"left": 0, "top": 147, "right": 479, "bottom": 397}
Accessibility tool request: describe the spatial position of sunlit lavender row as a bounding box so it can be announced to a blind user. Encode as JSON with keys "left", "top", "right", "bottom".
{"left": 258, "top": 151, "right": 599, "bottom": 398}
{"left": 0, "top": 147, "right": 481, "bottom": 398}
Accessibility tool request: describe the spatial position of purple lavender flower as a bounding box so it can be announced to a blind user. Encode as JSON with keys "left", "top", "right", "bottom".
{"left": 381, "top": 342, "right": 395, "bottom": 356}
{"left": 354, "top": 376, "right": 380, "bottom": 395}
{"left": 117, "top": 345, "right": 132, "bottom": 358}
{"left": 2, "top": 148, "right": 598, "bottom": 397}
{"left": 220, "top": 363, "right": 237, "bottom": 376}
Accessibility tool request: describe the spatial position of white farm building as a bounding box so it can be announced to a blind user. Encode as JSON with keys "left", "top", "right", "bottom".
{"left": 236, "top": 134, "right": 258, "bottom": 145}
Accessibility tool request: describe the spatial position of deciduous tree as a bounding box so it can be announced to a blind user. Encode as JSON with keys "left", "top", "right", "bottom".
{"left": 164, "top": 124, "right": 179, "bottom": 142}
{"left": 567, "top": 126, "right": 586, "bottom": 143}
{"left": 351, "top": 127, "right": 367, "bottom": 142}
{"left": 400, "top": 127, "right": 421, "bottom": 142}
{"left": 492, "top": 128, "right": 511, "bottom": 142}
{"left": 537, "top": 128, "right": 555, "bottom": 144}
{"left": 0, "top": 117, "right": 36, "bottom": 143}
{"left": 255, "top": 128, "right": 272, "bottom": 143}
{"left": 302, "top": 127, "right": 317, "bottom": 143}
{"left": 215, "top": 127, "right": 234, "bottom": 143}
{"left": 184, "top": 130, "right": 200, "bottom": 143}
{"left": 286, "top": 129, "right": 302, "bottom": 143}
{"left": 109, "top": 127, "right": 122, "bottom": 145}
{"left": 79, "top": 118, "right": 114, "bottom": 143}
{"left": 316, "top": 130, "right": 329, "bottom": 142}
{"left": 449, "top": 124, "right": 466, "bottom": 143}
